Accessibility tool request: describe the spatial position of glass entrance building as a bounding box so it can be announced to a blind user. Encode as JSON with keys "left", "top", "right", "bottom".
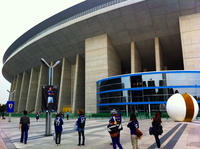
{"left": 97, "top": 71, "right": 200, "bottom": 113}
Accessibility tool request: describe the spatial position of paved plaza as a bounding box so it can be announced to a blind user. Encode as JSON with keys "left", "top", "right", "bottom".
{"left": 0, "top": 117, "right": 200, "bottom": 149}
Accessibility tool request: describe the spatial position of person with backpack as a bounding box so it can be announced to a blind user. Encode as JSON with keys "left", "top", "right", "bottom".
{"left": 107, "top": 113, "right": 123, "bottom": 149}
{"left": 151, "top": 112, "right": 163, "bottom": 149}
{"left": 77, "top": 110, "right": 86, "bottom": 146}
{"left": 127, "top": 112, "right": 139, "bottom": 149}
{"left": 54, "top": 113, "right": 63, "bottom": 145}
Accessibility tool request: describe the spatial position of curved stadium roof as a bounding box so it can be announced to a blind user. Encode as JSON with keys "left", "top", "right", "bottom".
{"left": 2, "top": 0, "right": 199, "bottom": 81}
{"left": 3, "top": 0, "right": 127, "bottom": 63}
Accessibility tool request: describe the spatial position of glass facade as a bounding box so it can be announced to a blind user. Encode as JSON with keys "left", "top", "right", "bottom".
{"left": 97, "top": 71, "right": 200, "bottom": 113}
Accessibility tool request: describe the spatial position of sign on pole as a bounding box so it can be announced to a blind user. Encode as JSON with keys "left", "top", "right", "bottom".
{"left": 7, "top": 101, "right": 15, "bottom": 113}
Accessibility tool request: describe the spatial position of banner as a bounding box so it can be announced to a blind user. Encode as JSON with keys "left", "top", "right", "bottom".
{"left": 42, "top": 85, "right": 58, "bottom": 112}
{"left": 7, "top": 101, "right": 15, "bottom": 113}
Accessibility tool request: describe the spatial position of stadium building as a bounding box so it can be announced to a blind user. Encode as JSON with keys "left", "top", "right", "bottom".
{"left": 2, "top": 0, "right": 200, "bottom": 114}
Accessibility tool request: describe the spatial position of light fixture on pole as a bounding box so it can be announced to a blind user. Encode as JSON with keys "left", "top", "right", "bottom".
{"left": 40, "top": 58, "right": 60, "bottom": 136}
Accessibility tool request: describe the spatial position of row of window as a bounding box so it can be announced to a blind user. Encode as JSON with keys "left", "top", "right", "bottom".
{"left": 97, "top": 71, "right": 200, "bottom": 113}
{"left": 97, "top": 72, "right": 200, "bottom": 92}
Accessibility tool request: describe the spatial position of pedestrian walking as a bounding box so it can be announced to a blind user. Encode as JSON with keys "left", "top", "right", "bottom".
{"left": 66, "top": 111, "right": 69, "bottom": 120}
{"left": 151, "top": 112, "right": 163, "bottom": 149}
{"left": 54, "top": 113, "right": 63, "bottom": 145}
{"left": 127, "top": 113, "right": 139, "bottom": 149}
{"left": 19, "top": 110, "right": 30, "bottom": 144}
{"left": 107, "top": 112, "right": 123, "bottom": 149}
{"left": 36, "top": 112, "right": 40, "bottom": 122}
{"left": 76, "top": 110, "right": 86, "bottom": 146}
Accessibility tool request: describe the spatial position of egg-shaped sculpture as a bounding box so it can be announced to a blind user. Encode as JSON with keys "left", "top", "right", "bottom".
{"left": 166, "top": 93, "right": 199, "bottom": 122}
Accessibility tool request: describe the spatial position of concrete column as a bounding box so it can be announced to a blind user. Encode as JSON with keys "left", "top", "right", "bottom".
{"left": 18, "top": 71, "right": 30, "bottom": 112}
{"left": 179, "top": 13, "right": 200, "bottom": 70}
{"left": 10, "top": 78, "right": 14, "bottom": 92}
{"left": 71, "top": 64, "right": 76, "bottom": 105}
{"left": 14, "top": 74, "right": 23, "bottom": 112}
{"left": 57, "top": 57, "right": 71, "bottom": 113}
{"left": 131, "top": 41, "right": 142, "bottom": 73}
{"left": 72, "top": 54, "right": 85, "bottom": 113}
{"left": 155, "top": 37, "right": 164, "bottom": 71}
{"left": 10, "top": 76, "right": 17, "bottom": 92}
{"left": 26, "top": 68, "right": 39, "bottom": 112}
{"left": 85, "top": 34, "right": 121, "bottom": 113}
{"left": 35, "top": 64, "right": 48, "bottom": 113}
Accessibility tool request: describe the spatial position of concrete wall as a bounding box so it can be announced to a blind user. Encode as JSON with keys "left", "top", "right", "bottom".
{"left": 72, "top": 54, "right": 85, "bottom": 113}
{"left": 180, "top": 13, "right": 200, "bottom": 70}
{"left": 18, "top": 71, "right": 30, "bottom": 112}
{"left": 35, "top": 64, "right": 48, "bottom": 113}
{"left": 85, "top": 34, "right": 121, "bottom": 113}
{"left": 131, "top": 41, "right": 142, "bottom": 73}
{"left": 26, "top": 68, "right": 39, "bottom": 112}
{"left": 14, "top": 74, "right": 23, "bottom": 112}
{"left": 107, "top": 38, "right": 121, "bottom": 76}
{"left": 58, "top": 57, "right": 71, "bottom": 113}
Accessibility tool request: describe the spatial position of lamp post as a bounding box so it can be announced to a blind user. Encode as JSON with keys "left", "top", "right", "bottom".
{"left": 41, "top": 58, "right": 60, "bottom": 136}
{"left": 7, "top": 90, "right": 15, "bottom": 122}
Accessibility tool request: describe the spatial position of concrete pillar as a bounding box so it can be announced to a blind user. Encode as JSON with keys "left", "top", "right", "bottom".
{"left": 13, "top": 74, "right": 23, "bottom": 112}
{"left": 35, "top": 64, "right": 48, "bottom": 113}
{"left": 57, "top": 57, "right": 71, "bottom": 113}
{"left": 26, "top": 68, "right": 39, "bottom": 112}
{"left": 85, "top": 34, "right": 121, "bottom": 113}
{"left": 10, "top": 76, "right": 17, "bottom": 92}
{"left": 18, "top": 71, "right": 30, "bottom": 112}
{"left": 131, "top": 41, "right": 142, "bottom": 73}
{"left": 71, "top": 64, "right": 76, "bottom": 105}
{"left": 10, "top": 78, "right": 14, "bottom": 92}
{"left": 72, "top": 54, "right": 85, "bottom": 113}
{"left": 155, "top": 37, "right": 164, "bottom": 71}
{"left": 179, "top": 13, "right": 200, "bottom": 70}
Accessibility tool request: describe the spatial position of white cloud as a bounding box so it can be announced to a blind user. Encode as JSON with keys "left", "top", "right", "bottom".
{"left": 0, "top": 0, "right": 84, "bottom": 104}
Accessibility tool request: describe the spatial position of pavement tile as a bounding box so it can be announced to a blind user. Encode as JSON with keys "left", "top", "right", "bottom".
{"left": 0, "top": 117, "right": 200, "bottom": 149}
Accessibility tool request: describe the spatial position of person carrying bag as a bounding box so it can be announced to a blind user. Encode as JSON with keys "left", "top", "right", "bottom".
{"left": 107, "top": 115, "right": 123, "bottom": 149}
{"left": 127, "top": 112, "right": 142, "bottom": 149}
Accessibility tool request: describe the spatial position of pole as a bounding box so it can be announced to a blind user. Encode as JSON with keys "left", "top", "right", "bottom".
{"left": 41, "top": 58, "right": 60, "bottom": 136}
{"left": 126, "top": 92, "right": 128, "bottom": 117}
{"left": 148, "top": 104, "right": 151, "bottom": 118}
{"left": 46, "top": 64, "right": 52, "bottom": 136}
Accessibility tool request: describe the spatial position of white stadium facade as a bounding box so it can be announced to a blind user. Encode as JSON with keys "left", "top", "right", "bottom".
{"left": 2, "top": 0, "right": 200, "bottom": 114}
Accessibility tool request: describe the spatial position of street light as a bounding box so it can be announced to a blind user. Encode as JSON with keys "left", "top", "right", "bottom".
{"left": 41, "top": 58, "right": 60, "bottom": 136}
{"left": 41, "top": 58, "right": 60, "bottom": 85}
{"left": 7, "top": 90, "right": 15, "bottom": 122}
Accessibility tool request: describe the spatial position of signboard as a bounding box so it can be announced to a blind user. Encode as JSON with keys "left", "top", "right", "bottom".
{"left": 42, "top": 85, "right": 58, "bottom": 112}
{"left": 7, "top": 101, "right": 15, "bottom": 113}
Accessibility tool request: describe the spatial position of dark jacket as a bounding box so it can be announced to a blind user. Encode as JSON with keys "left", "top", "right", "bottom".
{"left": 77, "top": 115, "right": 86, "bottom": 129}
{"left": 127, "top": 121, "right": 139, "bottom": 135}
{"left": 152, "top": 118, "right": 162, "bottom": 135}
{"left": 20, "top": 115, "right": 30, "bottom": 128}
{"left": 54, "top": 117, "right": 63, "bottom": 132}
